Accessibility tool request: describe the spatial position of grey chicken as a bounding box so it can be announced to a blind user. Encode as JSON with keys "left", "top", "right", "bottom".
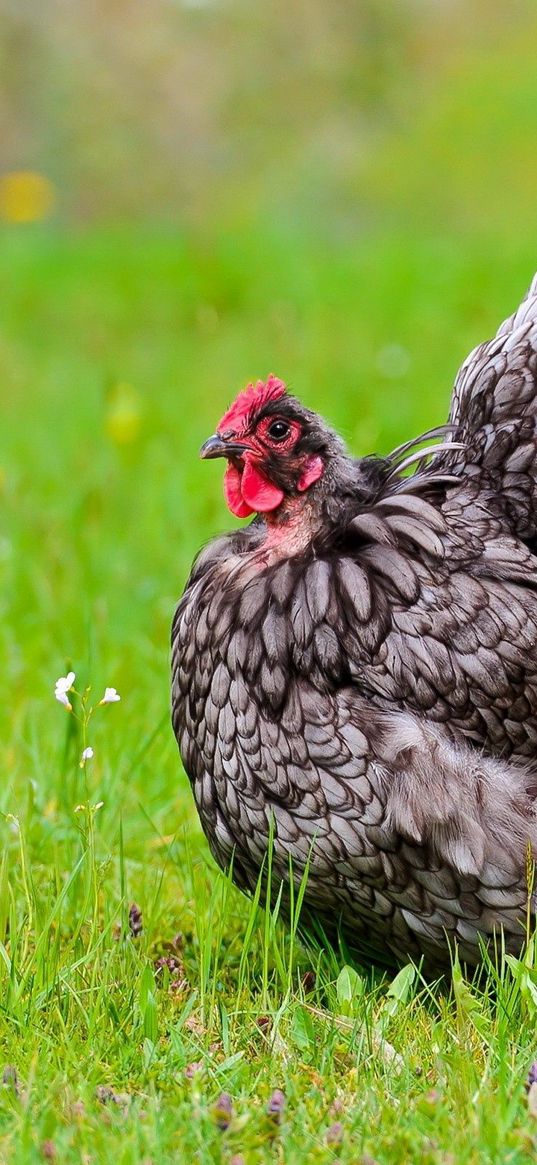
{"left": 172, "top": 276, "right": 537, "bottom": 973}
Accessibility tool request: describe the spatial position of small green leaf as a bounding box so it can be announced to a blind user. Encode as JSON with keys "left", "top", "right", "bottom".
{"left": 452, "top": 956, "right": 491, "bottom": 1042}
{"left": 336, "top": 965, "right": 365, "bottom": 1016}
{"left": 291, "top": 1004, "right": 315, "bottom": 1050}
{"left": 384, "top": 963, "right": 417, "bottom": 1017}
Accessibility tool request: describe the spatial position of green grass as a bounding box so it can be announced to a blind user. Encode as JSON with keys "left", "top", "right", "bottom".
{"left": 2, "top": 222, "right": 537, "bottom": 1162}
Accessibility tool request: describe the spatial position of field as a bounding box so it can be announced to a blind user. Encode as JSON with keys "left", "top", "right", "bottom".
{"left": 2, "top": 223, "right": 537, "bottom": 1163}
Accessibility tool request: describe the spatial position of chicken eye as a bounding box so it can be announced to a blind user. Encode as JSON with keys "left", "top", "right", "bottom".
{"left": 267, "top": 419, "right": 291, "bottom": 442}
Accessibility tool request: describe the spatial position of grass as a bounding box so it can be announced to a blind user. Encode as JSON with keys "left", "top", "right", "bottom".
{"left": 1, "top": 221, "right": 537, "bottom": 1162}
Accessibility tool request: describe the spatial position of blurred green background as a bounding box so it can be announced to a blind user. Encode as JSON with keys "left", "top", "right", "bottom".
{"left": 3, "top": 3, "right": 537, "bottom": 1157}
{"left": 3, "top": 0, "right": 537, "bottom": 851}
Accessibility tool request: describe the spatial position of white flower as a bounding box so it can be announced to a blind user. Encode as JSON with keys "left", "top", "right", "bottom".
{"left": 81, "top": 746, "right": 94, "bottom": 762}
{"left": 55, "top": 671, "right": 75, "bottom": 710}
{"left": 100, "top": 686, "right": 121, "bottom": 705}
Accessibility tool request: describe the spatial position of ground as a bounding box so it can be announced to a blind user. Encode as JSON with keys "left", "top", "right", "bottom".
{"left": 1, "top": 223, "right": 537, "bottom": 1163}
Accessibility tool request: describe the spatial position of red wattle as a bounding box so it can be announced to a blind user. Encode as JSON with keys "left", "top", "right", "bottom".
{"left": 224, "top": 464, "right": 254, "bottom": 517}
{"left": 223, "top": 457, "right": 284, "bottom": 517}
{"left": 241, "top": 458, "right": 285, "bottom": 513}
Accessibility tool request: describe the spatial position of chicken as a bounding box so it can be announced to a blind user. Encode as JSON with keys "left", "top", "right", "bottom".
{"left": 171, "top": 276, "right": 537, "bottom": 973}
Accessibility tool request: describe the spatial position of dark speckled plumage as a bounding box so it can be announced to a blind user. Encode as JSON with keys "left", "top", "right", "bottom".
{"left": 171, "top": 276, "right": 537, "bottom": 972}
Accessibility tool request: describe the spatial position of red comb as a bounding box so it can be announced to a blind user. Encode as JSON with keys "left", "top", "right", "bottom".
{"left": 218, "top": 375, "right": 286, "bottom": 434}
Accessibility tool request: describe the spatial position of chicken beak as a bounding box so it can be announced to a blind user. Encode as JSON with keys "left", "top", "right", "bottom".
{"left": 199, "top": 435, "right": 249, "bottom": 460}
